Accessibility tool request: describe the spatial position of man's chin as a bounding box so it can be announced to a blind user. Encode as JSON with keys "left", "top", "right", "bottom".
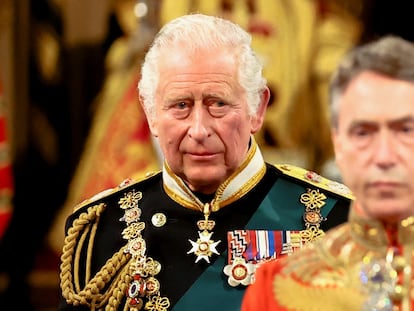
{"left": 185, "top": 173, "right": 224, "bottom": 192}
{"left": 365, "top": 201, "right": 413, "bottom": 222}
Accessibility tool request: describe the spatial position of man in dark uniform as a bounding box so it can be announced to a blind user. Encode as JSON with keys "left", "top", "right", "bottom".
{"left": 58, "top": 13, "right": 352, "bottom": 311}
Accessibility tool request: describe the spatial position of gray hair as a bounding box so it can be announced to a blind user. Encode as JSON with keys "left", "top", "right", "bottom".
{"left": 329, "top": 35, "right": 414, "bottom": 128}
{"left": 137, "top": 13, "right": 267, "bottom": 119}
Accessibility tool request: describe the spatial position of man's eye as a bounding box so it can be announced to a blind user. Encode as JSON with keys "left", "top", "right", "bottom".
{"left": 399, "top": 123, "right": 414, "bottom": 134}
{"left": 212, "top": 101, "right": 226, "bottom": 107}
{"left": 169, "top": 102, "right": 191, "bottom": 118}
{"left": 208, "top": 101, "right": 230, "bottom": 117}
{"left": 353, "top": 128, "right": 369, "bottom": 137}
{"left": 395, "top": 123, "right": 414, "bottom": 143}
{"left": 348, "top": 125, "right": 374, "bottom": 147}
{"left": 176, "top": 102, "right": 188, "bottom": 109}
{"left": 349, "top": 123, "right": 375, "bottom": 138}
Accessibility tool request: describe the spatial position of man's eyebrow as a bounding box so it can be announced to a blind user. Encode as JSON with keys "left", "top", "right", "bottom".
{"left": 388, "top": 116, "right": 414, "bottom": 125}
{"left": 349, "top": 116, "right": 414, "bottom": 126}
{"left": 348, "top": 119, "right": 376, "bottom": 128}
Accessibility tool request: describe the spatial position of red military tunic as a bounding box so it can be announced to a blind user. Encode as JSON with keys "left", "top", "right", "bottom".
{"left": 242, "top": 208, "right": 414, "bottom": 311}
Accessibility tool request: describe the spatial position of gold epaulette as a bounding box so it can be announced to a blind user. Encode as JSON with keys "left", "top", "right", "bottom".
{"left": 274, "top": 164, "right": 355, "bottom": 201}
{"left": 73, "top": 170, "right": 160, "bottom": 212}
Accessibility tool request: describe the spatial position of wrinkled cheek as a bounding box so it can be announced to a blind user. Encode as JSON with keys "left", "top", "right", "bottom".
{"left": 227, "top": 147, "right": 246, "bottom": 171}
{"left": 160, "top": 140, "right": 179, "bottom": 164}
{"left": 163, "top": 136, "right": 179, "bottom": 152}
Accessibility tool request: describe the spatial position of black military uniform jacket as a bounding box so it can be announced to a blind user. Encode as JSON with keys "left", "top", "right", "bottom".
{"left": 58, "top": 141, "right": 353, "bottom": 311}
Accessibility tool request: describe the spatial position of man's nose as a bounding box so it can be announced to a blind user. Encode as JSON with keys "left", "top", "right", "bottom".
{"left": 187, "top": 104, "right": 211, "bottom": 141}
{"left": 373, "top": 130, "right": 397, "bottom": 166}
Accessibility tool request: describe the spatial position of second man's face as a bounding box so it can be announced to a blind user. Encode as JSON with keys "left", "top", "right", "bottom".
{"left": 149, "top": 46, "right": 265, "bottom": 194}
{"left": 332, "top": 71, "right": 414, "bottom": 222}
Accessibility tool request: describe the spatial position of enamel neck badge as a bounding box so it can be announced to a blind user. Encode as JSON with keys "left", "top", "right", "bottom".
{"left": 187, "top": 203, "right": 221, "bottom": 263}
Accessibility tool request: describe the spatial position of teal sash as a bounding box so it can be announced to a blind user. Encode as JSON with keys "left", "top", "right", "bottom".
{"left": 172, "top": 178, "right": 337, "bottom": 310}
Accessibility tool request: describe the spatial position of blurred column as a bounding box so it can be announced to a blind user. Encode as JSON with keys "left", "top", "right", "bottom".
{"left": 0, "top": 72, "right": 13, "bottom": 240}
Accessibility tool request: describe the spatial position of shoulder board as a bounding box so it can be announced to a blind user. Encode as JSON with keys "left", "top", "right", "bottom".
{"left": 73, "top": 170, "right": 161, "bottom": 212}
{"left": 274, "top": 164, "right": 355, "bottom": 200}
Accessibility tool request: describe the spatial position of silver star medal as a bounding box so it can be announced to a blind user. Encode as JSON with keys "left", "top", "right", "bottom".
{"left": 187, "top": 203, "right": 221, "bottom": 263}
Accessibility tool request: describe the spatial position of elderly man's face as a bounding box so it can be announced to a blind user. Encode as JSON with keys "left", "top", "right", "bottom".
{"left": 146, "top": 47, "right": 268, "bottom": 193}
{"left": 332, "top": 71, "right": 414, "bottom": 222}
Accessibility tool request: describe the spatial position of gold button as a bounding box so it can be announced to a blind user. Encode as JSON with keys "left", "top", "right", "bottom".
{"left": 151, "top": 213, "right": 167, "bottom": 227}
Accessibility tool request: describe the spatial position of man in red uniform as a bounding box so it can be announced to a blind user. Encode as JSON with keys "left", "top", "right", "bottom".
{"left": 242, "top": 35, "right": 414, "bottom": 310}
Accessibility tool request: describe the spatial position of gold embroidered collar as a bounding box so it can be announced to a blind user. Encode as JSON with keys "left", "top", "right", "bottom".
{"left": 162, "top": 137, "right": 266, "bottom": 212}
{"left": 350, "top": 206, "right": 414, "bottom": 249}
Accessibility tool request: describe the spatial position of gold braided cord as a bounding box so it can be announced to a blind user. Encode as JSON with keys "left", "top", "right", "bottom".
{"left": 106, "top": 269, "right": 132, "bottom": 311}
{"left": 86, "top": 210, "right": 100, "bottom": 283}
{"left": 60, "top": 205, "right": 99, "bottom": 298}
{"left": 74, "top": 217, "right": 91, "bottom": 292}
{"left": 60, "top": 203, "right": 133, "bottom": 309}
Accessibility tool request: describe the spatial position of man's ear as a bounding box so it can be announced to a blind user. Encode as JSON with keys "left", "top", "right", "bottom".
{"left": 251, "top": 86, "right": 270, "bottom": 134}
{"left": 139, "top": 96, "right": 158, "bottom": 137}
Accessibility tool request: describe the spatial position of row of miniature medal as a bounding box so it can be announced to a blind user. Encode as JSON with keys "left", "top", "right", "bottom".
{"left": 119, "top": 190, "right": 170, "bottom": 311}
{"left": 223, "top": 187, "right": 328, "bottom": 286}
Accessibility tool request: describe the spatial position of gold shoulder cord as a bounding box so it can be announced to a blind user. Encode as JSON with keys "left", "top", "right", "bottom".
{"left": 59, "top": 203, "right": 133, "bottom": 310}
